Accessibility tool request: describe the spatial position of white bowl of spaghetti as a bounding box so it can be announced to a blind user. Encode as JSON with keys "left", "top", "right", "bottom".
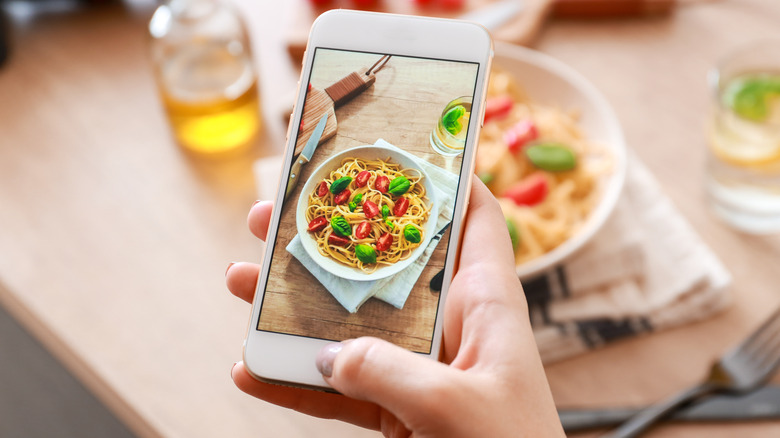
{"left": 296, "top": 145, "right": 438, "bottom": 282}
{"left": 479, "top": 43, "right": 627, "bottom": 279}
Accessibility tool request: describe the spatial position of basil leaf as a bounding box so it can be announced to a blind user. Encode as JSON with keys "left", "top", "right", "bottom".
{"left": 506, "top": 218, "right": 520, "bottom": 251}
{"left": 442, "top": 105, "right": 465, "bottom": 135}
{"left": 388, "top": 176, "right": 410, "bottom": 196}
{"left": 381, "top": 204, "right": 390, "bottom": 220}
{"left": 348, "top": 201, "right": 357, "bottom": 212}
{"left": 403, "top": 224, "right": 421, "bottom": 243}
{"left": 478, "top": 172, "right": 494, "bottom": 184}
{"left": 353, "top": 193, "right": 363, "bottom": 204}
{"left": 329, "top": 177, "right": 353, "bottom": 194}
{"left": 385, "top": 219, "right": 394, "bottom": 230}
{"left": 355, "top": 244, "right": 376, "bottom": 264}
{"left": 330, "top": 216, "right": 351, "bottom": 237}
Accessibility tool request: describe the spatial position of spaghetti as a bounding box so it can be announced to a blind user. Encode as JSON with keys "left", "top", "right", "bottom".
{"left": 305, "top": 157, "right": 431, "bottom": 273}
{"left": 477, "top": 70, "right": 612, "bottom": 265}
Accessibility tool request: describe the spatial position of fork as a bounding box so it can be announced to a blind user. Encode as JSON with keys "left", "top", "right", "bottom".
{"left": 603, "top": 305, "right": 780, "bottom": 438}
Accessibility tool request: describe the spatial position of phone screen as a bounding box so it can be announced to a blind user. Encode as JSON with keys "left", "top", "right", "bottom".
{"left": 257, "top": 48, "right": 480, "bottom": 354}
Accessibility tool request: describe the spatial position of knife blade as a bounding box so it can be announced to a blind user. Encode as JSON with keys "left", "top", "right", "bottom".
{"left": 559, "top": 385, "right": 780, "bottom": 433}
{"left": 286, "top": 112, "right": 328, "bottom": 199}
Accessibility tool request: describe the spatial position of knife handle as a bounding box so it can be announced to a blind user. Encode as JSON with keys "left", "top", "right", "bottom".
{"left": 285, "top": 157, "right": 305, "bottom": 199}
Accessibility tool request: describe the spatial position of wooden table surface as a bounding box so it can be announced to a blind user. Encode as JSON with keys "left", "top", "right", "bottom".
{"left": 1, "top": 1, "right": 779, "bottom": 437}
{"left": 260, "top": 51, "right": 472, "bottom": 353}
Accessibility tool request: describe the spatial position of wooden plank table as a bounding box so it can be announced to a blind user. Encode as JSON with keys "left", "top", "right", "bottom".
{"left": 260, "top": 51, "right": 474, "bottom": 352}
{"left": 0, "top": 0, "right": 778, "bottom": 437}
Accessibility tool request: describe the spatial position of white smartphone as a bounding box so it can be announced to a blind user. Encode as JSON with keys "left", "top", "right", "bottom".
{"left": 244, "top": 10, "right": 493, "bottom": 390}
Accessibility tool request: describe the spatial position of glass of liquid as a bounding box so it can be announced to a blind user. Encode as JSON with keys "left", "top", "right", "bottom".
{"left": 149, "top": 0, "right": 261, "bottom": 156}
{"left": 706, "top": 39, "right": 780, "bottom": 233}
{"left": 430, "top": 96, "right": 471, "bottom": 156}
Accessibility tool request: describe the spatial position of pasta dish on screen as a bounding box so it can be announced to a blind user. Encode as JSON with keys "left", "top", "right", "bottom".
{"left": 476, "top": 70, "right": 612, "bottom": 265}
{"left": 305, "top": 157, "right": 431, "bottom": 274}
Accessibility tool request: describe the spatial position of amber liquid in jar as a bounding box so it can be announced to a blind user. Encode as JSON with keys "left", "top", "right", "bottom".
{"left": 158, "top": 41, "right": 261, "bottom": 155}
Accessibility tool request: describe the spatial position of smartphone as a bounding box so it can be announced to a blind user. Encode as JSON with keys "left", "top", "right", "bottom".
{"left": 244, "top": 10, "right": 493, "bottom": 390}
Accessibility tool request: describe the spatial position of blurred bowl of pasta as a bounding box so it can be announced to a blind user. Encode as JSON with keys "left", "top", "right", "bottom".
{"left": 479, "top": 43, "right": 627, "bottom": 280}
{"left": 296, "top": 145, "right": 439, "bottom": 282}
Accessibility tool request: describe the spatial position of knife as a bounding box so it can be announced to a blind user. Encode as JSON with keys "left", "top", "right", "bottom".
{"left": 286, "top": 112, "right": 328, "bottom": 200}
{"left": 559, "top": 385, "right": 780, "bottom": 433}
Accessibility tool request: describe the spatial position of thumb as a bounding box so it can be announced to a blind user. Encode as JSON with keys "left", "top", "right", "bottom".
{"left": 317, "top": 337, "right": 462, "bottom": 423}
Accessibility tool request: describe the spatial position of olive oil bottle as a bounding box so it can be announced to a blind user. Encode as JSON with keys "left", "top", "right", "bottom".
{"left": 149, "top": 0, "right": 261, "bottom": 155}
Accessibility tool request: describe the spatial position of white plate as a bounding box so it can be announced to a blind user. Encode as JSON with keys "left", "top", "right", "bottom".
{"left": 494, "top": 43, "right": 628, "bottom": 279}
{"left": 296, "top": 145, "right": 439, "bottom": 282}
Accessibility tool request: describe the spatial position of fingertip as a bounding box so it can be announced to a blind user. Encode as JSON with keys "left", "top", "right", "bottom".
{"left": 225, "top": 261, "right": 261, "bottom": 303}
{"left": 248, "top": 200, "right": 273, "bottom": 241}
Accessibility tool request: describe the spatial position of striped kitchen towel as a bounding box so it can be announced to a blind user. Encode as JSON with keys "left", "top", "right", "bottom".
{"left": 528, "top": 157, "right": 732, "bottom": 364}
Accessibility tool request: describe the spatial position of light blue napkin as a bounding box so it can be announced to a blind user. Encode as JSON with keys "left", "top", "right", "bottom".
{"left": 286, "top": 139, "right": 459, "bottom": 313}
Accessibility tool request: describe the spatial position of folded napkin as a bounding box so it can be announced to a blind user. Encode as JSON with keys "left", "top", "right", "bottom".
{"left": 256, "top": 139, "right": 459, "bottom": 313}
{"left": 528, "top": 156, "right": 732, "bottom": 364}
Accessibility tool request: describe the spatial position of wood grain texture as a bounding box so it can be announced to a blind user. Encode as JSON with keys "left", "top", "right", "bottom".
{"left": 1, "top": 1, "right": 779, "bottom": 437}
{"left": 260, "top": 50, "right": 475, "bottom": 352}
{"left": 293, "top": 87, "right": 337, "bottom": 157}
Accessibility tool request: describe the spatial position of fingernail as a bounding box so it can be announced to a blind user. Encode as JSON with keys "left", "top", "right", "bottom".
{"left": 316, "top": 342, "right": 343, "bottom": 377}
{"left": 225, "top": 262, "right": 236, "bottom": 277}
{"left": 251, "top": 200, "right": 261, "bottom": 208}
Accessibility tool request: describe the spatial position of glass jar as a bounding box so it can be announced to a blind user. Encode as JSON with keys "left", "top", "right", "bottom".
{"left": 148, "top": 0, "right": 262, "bottom": 155}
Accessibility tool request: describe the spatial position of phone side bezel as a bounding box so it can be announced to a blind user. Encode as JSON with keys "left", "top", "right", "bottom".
{"left": 243, "top": 10, "right": 493, "bottom": 389}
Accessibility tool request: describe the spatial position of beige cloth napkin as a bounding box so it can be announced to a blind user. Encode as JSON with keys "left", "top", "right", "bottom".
{"left": 527, "top": 155, "right": 732, "bottom": 364}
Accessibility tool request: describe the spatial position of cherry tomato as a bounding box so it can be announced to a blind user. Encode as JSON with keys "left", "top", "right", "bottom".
{"left": 503, "top": 173, "right": 549, "bottom": 206}
{"left": 484, "top": 96, "right": 514, "bottom": 124}
{"left": 307, "top": 216, "right": 327, "bottom": 232}
{"left": 376, "top": 232, "right": 393, "bottom": 252}
{"left": 363, "top": 200, "right": 380, "bottom": 219}
{"left": 334, "top": 189, "right": 351, "bottom": 205}
{"left": 316, "top": 181, "right": 329, "bottom": 197}
{"left": 328, "top": 234, "right": 350, "bottom": 247}
{"left": 393, "top": 197, "right": 409, "bottom": 216}
{"left": 355, "top": 221, "right": 371, "bottom": 239}
{"left": 355, "top": 170, "right": 371, "bottom": 187}
{"left": 375, "top": 175, "right": 390, "bottom": 193}
{"left": 504, "top": 119, "right": 538, "bottom": 154}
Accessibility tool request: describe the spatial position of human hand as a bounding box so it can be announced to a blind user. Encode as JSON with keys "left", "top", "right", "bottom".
{"left": 226, "top": 180, "right": 564, "bottom": 437}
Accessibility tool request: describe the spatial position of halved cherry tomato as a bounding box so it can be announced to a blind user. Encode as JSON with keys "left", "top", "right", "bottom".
{"left": 375, "top": 175, "right": 389, "bottom": 193}
{"left": 376, "top": 233, "right": 393, "bottom": 251}
{"left": 393, "top": 197, "right": 409, "bottom": 216}
{"left": 503, "top": 173, "right": 549, "bottom": 206}
{"left": 316, "top": 181, "right": 329, "bottom": 197}
{"left": 504, "top": 119, "right": 538, "bottom": 154}
{"left": 363, "top": 200, "right": 380, "bottom": 219}
{"left": 328, "top": 234, "right": 350, "bottom": 247}
{"left": 355, "top": 221, "right": 371, "bottom": 239}
{"left": 334, "top": 189, "right": 351, "bottom": 205}
{"left": 307, "top": 216, "right": 327, "bottom": 232}
{"left": 355, "top": 170, "right": 371, "bottom": 187}
{"left": 484, "top": 96, "right": 514, "bottom": 124}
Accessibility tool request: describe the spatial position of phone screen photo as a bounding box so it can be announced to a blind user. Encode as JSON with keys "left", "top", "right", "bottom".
{"left": 256, "top": 48, "right": 481, "bottom": 354}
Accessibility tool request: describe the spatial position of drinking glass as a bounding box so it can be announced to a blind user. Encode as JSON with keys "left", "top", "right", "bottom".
{"left": 706, "top": 40, "right": 780, "bottom": 233}
{"left": 430, "top": 96, "right": 471, "bottom": 156}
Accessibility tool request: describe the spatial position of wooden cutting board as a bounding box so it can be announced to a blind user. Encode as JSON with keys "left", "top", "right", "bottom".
{"left": 285, "top": 0, "right": 555, "bottom": 63}
{"left": 293, "top": 88, "right": 338, "bottom": 158}
{"left": 293, "top": 66, "right": 379, "bottom": 157}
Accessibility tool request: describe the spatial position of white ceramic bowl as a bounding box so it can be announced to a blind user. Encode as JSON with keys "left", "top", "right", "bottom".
{"left": 494, "top": 43, "right": 628, "bottom": 279}
{"left": 296, "top": 145, "right": 439, "bottom": 281}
